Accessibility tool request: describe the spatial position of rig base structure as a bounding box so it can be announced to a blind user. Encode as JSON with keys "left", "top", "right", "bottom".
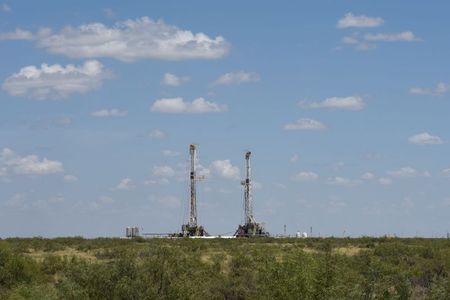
{"left": 180, "top": 224, "right": 207, "bottom": 237}
{"left": 235, "top": 222, "right": 269, "bottom": 238}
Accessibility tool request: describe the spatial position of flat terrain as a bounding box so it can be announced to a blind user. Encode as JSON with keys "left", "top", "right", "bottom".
{"left": 0, "top": 237, "right": 449, "bottom": 299}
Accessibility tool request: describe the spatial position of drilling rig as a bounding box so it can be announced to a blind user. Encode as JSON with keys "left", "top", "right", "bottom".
{"left": 235, "top": 151, "right": 268, "bottom": 237}
{"left": 180, "top": 144, "right": 207, "bottom": 237}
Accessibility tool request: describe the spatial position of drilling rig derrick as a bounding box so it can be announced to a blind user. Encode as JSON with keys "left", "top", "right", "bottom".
{"left": 180, "top": 144, "right": 207, "bottom": 237}
{"left": 235, "top": 151, "right": 268, "bottom": 237}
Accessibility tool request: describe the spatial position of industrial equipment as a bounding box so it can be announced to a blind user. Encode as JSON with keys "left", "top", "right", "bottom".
{"left": 235, "top": 151, "right": 269, "bottom": 237}
{"left": 179, "top": 144, "right": 208, "bottom": 237}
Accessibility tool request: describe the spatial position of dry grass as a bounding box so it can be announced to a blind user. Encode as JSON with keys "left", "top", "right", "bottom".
{"left": 25, "top": 247, "right": 97, "bottom": 262}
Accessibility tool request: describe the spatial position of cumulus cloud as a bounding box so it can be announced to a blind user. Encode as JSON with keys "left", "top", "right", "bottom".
{"left": 441, "top": 168, "right": 450, "bottom": 177}
{"left": 1, "top": 148, "right": 63, "bottom": 175}
{"left": 91, "top": 108, "right": 128, "bottom": 118}
{"left": 362, "top": 172, "right": 375, "bottom": 180}
{"left": 5, "top": 193, "right": 28, "bottom": 209}
{"left": 410, "top": 82, "right": 449, "bottom": 96}
{"left": 327, "top": 176, "right": 362, "bottom": 187}
{"left": 150, "top": 97, "right": 227, "bottom": 113}
{"left": 210, "top": 160, "right": 240, "bottom": 180}
{"left": 388, "top": 167, "right": 419, "bottom": 178}
{"left": 90, "top": 196, "right": 114, "bottom": 209}
{"left": 30, "top": 17, "right": 230, "bottom": 61}
{"left": 408, "top": 132, "right": 444, "bottom": 145}
{"left": 284, "top": 118, "right": 326, "bottom": 130}
{"left": 378, "top": 177, "right": 393, "bottom": 185}
{"left": 153, "top": 165, "right": 176, "bottom": 177}
{"left": 0, "top": 167, "right": 7, "bottom": 177}
{"left": 144, "top": 178, "right": 169, "bottom": 186}
{"left": 33, "top": 195, "right": 65, "bottom": 209}
{"left": 161, "top": 73, "right": 189, "bottom": 86}
{"left": 291, "top": 171, "right": 319, "bottom": 182}
{"left": 337, "top": 13, "right": 384, "bottom": 28}
{"left": 299, "top": 96, "right": 365, "bottom": 111}
{"left": 290, "top": 154, "right": 299, "bottom": 163}
{"left": 2, "top": 60, "right": 108, "bottom": 99}
{"left": 148, "top": 129, "right": 166, "bottom": 139}
{"left": 1, "top": 3, "right": 11, "bottom": 12}
{"left": 364, "top": 31, "right": 420, "bottom": 42}
{"left": 212, "top": 71, "right": 260, "bottom": 86}
{"left": 0, "top": 28, "right": 33, "bottom": 40}
{"left": 341, "top": 31, "right": 420, "bottom": 51}
{"left": 64, "top": 174, "right": 78, "bottom": 182}
{"left": 114, "top": 178, "right": 135, "bottom": 190}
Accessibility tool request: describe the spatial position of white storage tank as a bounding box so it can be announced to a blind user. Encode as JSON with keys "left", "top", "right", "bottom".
{"left": 126, "top": 227, "right": 140, "bottom": 238}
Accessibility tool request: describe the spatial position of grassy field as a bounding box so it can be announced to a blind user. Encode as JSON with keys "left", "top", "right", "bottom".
{"left": 0, "top": 237, "right": 449, "bottom": 299}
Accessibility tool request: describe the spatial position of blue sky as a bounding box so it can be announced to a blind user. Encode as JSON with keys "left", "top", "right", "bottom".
{"left": 0, "top": 1, "right": 449, "bottom": 237}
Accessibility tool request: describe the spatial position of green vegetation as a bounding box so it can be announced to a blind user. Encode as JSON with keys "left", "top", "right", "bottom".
{"left": 0, "top": 237, "right": 449, "bottom": 299}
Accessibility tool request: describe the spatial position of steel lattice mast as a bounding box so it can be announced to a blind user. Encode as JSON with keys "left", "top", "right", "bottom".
{"left": 189, "top": 144, "right": 197, "bottom": 227}
{"left": 242, "top": 151, "right": 254, "bottom": 225}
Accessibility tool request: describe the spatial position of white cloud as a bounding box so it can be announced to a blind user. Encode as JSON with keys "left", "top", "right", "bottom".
{"left": 153, "top": 165, "right": 176, "bottom": 177}
{"left": 150, "top": 97, "right": 227, "bottom": 113}
{"left": 212, "top": 71, "right": 260, "bottom": 86}
{"left": 91, "top": 108, "right": 128, "bottom": 118}
{"left": 410, "top": 82, "right": 449, "bottom": 96}
{"left": 442, "top": 168, "right": 450, "bottom": 177}
{"left": 162, "top": 150, "right": 180, "bottom": 157}
{"left": 388, "top": 167, "right": 419, "bottom": 178}
{"left": 196, "top": 164, "right": 211, "bottom": 178}
{"left": 290, "top": 154, "right": 299, "bottom": 163}
{"left": 33, "top": 195, "right": 65, "bottom": 209}
{"left": 337, "top": 13, "right": 384, "bottom": 28}
{"left": 2, "top": 60, "right": 108, "bottom": 99}
{"left": 31, "top": 17, "right": 230, "bottom": 61}
{"left": 1, "top": 148, "right": 63, "bottom": 175}
{"left": 5, "top": 193, "right": 27, "bottom": 209}
{"left": 64, "top": 174, "right": 78, "bottom": 182}
{"left": 291, "top": 171, "right": 319, "bottom": 182}
{"left": 210, "top": 160, "right": 240, "bottom": 180}
{"left": 378, "top": 177, "right": 393, "bottom": 185}
{"left": 144, "top": 178, "right": 169, "bottom": 186}
{"left": 0, "top": 28, "right": 33, "bottom": 40}
{"left": 362, "top": 172, "right": 375, "bottom": 180}
{"left": 114, "top": 178, "right": 135, "bottom": 190}
{"left": 341, "top": 35, "right": 359, "bottom": 44}
{"left": 1, "top": 3, "right": 11, "bottom": 12}
{"left": 161, "top": 73, "right": 189, "bottom": 86}
{"left": 327, "top": 176, "right": 362, "bottom": 187}
{"left": 342, "top": 31, "right": 420, "bottom": 51}
{"left": 90, "top": 195, "right": 114, "bottom": 209}
{"left": 408, "top": 132, "right": 444, "bottom": 145}
{"left": 299, "top": 96, "right": 365, "bottom": 111}
{"left": 148, "top": 129, "right": 166, "bottom": 139}
{"left": 284, "top": 118, "right": 326, "bottom": 130}
{"left": 364, "top": 31, "right": 420, "bottom": 42}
